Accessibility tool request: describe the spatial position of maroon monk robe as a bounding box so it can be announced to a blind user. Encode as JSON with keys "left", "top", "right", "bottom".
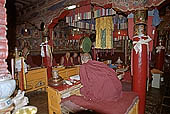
{"left": 26, "top": 54, "right": 38, "bottom": 68}
{"left": 80, "top": 60, "right": 122, "bottom": 102}
{"left": 63, "top": 56, "right": 73, "bottom": 66}
{"left": 72, "top": 56, "right": 79, "bottom": 65}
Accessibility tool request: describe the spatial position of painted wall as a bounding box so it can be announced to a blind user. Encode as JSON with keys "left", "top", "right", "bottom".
{"left": 6, "top": 0, "right": 16, "bottom": 50}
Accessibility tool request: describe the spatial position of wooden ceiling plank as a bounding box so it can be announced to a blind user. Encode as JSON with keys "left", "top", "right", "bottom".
{"left": 15, "top": 0, "right": 31, "bottom": 5}
{"left": 14, "top": 2, "right": 24, "bottom": 8}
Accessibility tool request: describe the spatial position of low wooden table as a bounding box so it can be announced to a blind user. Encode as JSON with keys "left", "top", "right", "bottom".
{"left": 47, "top": 82, "right": 82, "bottom": 114}
{"left": 47, "top": 83, "right": 139, "bottom": 114}
{"left": 17, "top": 67, "right": 48, "bottom": 93}
{"left": 47, "top": 65, "right": 139, "bottom": 114}
{"left": 47, "top": 66, "right": 81, "bottom": 114}
{"left": 53, "top": 66, "right": 80, "bottom": 80}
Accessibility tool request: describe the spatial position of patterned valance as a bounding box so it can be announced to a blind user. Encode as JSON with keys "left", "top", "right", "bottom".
{"left": 94, "top": 6, "right": 116, "bottom": 18}
{"left": 66, "top": 4, "right": 95, "bottom": 30}
{"left": 111, "top": 0, "right": 165, "bottom": 12}
{"left": 92, "top": 0, "right": 165, "bottom": 12}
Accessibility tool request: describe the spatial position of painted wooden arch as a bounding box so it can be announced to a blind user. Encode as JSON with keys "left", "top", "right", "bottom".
{"left": 48, "top": 10, "right": 69, "bottom": 29}
{"left": 47, "top": 10, "right": 69, "bottom": 46}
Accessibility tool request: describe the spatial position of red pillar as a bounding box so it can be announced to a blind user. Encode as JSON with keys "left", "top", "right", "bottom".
{"left": 155, "top": 49, "right": 165, "bottom": 71}
{"left": 48, "top": 29, "right": 53, "bottom": 48}
{"left": 48, "top": 29, "right": 53, "bottom": 79}
{"left": 132, "top": 10, "right": 150, "bottom": 114}
{"left": 133, "top": 36, "right": 148, "bottom": 114}
{"left": 155, "top": 40, "right": 165, "bottom": 71}
{"left": 42, "top": 44, "right": 52, "bottom": 79}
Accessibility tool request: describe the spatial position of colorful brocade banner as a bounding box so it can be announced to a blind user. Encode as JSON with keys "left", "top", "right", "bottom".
{"left": 95, "top": 16, "right": 114, "bottom": 49}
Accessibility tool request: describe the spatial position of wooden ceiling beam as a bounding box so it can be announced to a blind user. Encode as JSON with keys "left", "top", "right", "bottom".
{"left": 15, "top": 0, "right": 32, "bottom": 5}
{"left": 14, "top": 2, "right": 24, "bottom": 8}
{"left": 158, "top": 0, "right": 170, "bottom": 10}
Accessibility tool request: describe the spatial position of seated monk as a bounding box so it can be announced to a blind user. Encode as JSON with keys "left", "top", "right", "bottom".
{"left": 60, "top": 52, "right": 73, "bottom": 67}
{"left": 80, "top": 53, "right": 122, "bottom": 102}
{"left": 22, "top": 47, "right": 38, "bottom": 68}
{"left": 72, "top": 52, "right": 81, "bottom": 65}
{"left": 62, "top": 53, "right": 138, "bottom": 114}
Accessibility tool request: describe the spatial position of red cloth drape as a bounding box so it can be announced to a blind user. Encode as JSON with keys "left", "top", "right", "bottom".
{"left": 128, "top": 17, "right": 134, "bottom": 40}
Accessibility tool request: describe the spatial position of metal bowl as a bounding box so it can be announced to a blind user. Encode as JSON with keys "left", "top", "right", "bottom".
{"left": 48, "top": 76, "right": 63, "bottom": 87}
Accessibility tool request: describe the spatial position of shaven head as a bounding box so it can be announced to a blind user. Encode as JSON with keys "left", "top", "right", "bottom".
{"left": 65, "top": 51, "right": 70, "bottom": 58}
{"left": 81, "top": 53, "right": 92, "bottom": 64}
{"left": 73, "top": 52, "right": 78, "bottom": 57}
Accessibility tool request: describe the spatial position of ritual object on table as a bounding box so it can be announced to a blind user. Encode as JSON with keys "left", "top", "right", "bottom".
{"left": 108, "top": 64, "right": 117, "bottom": 69}
{"left": 107, "top": 60, "right": 112, "bottom": 64}
{"left": 151, "top": 68, "right": 163, "bottom": 74}
{"left": 115, "top": 57, "right": 123, "bottom": 68}
{"left": 48, "top": 70, "right": 63, "bottom": 87}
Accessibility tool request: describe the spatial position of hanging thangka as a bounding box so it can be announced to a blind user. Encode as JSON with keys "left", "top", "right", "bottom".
{"left": 95, "top": 16, "right": 113, "bottom": 49}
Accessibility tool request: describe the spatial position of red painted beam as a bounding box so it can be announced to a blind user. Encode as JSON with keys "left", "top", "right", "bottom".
{"left": 104, "top": 3, "right": 112, "bottom": 9}
{"left": 48, "top": 10, "right": 69, "bottom": 29}
{"left": 78, "top": 0, "right": 91, "bottom": 7}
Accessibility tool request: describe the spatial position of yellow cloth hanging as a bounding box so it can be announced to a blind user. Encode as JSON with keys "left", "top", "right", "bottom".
{"left": 95, "top": 16, "right": 114, "bottom": 49}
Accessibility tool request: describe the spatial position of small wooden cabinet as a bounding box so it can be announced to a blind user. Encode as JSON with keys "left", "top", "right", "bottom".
{"left": 47, "top": 84, "right": 82, "bottom": 114}
{"left": 47, "top": 86, "right": 62, "bottom": 114}
{"left": 25, "top": 68, "right": 48, "bottom": 92}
